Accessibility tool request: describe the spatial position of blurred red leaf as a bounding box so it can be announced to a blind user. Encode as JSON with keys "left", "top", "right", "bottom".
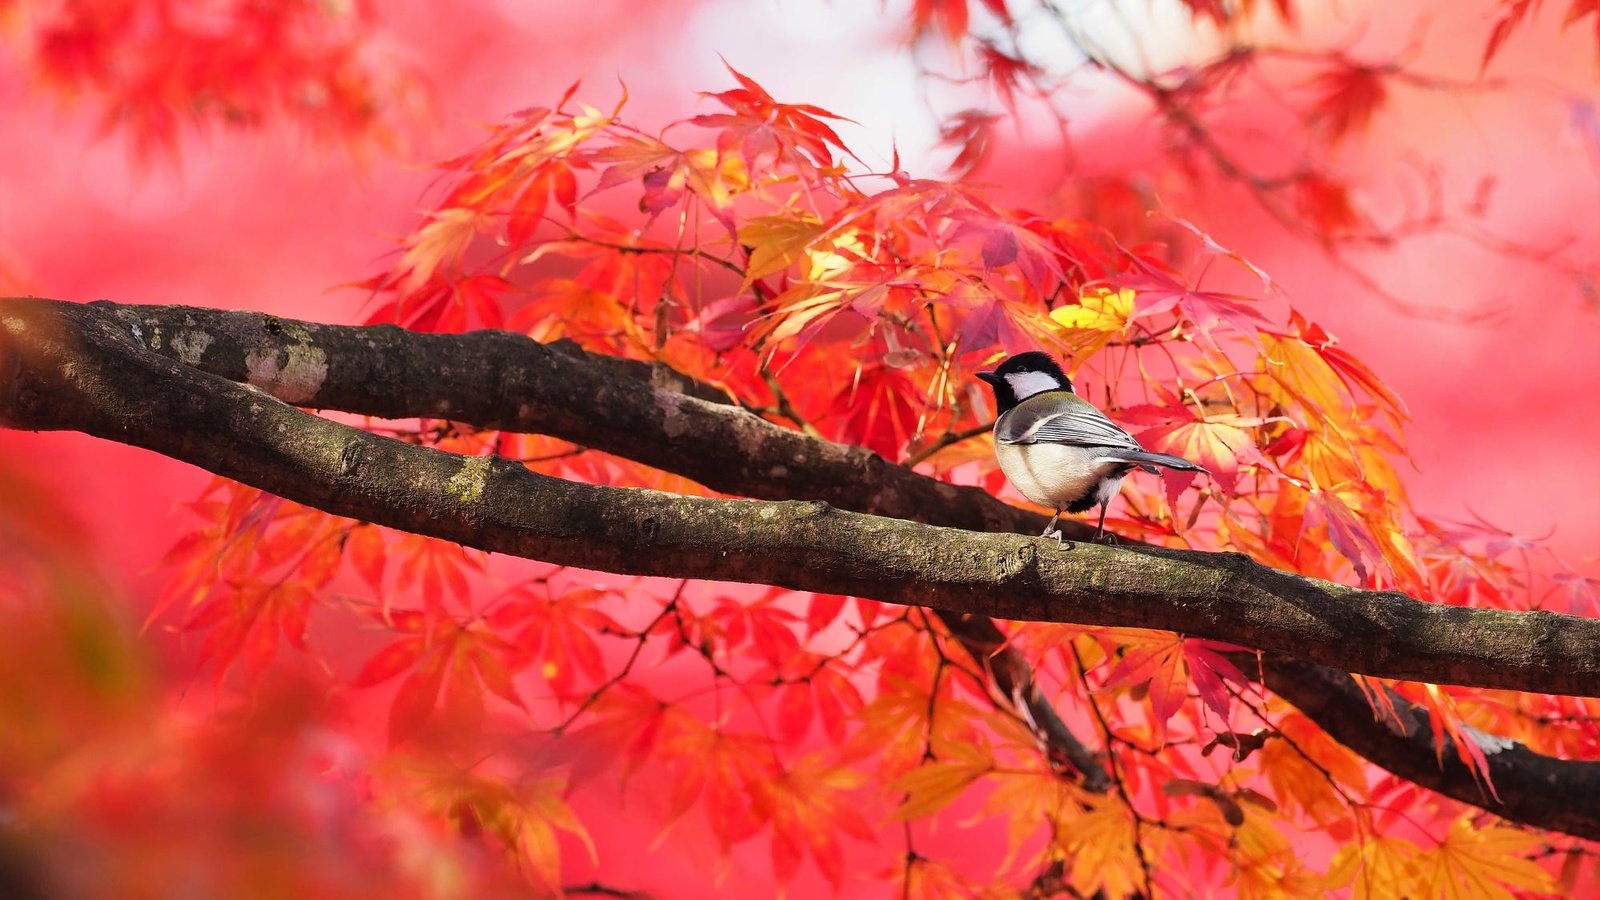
{"left": 388, "top": 654, "right": 447, "bottom": 745}
{"left": 1482, "top": 0, "right": 1541, "bottom": 71}
{"left": 352, "top": 638, "right": 427, "bottom": 688}
{"left": 806, "top": 593, "right": 848, "bottom": 636}
{"left": 22, "top": 0, "right": 423, "bottom": 163}
{"left": 911, "top": 0, "right": 971, "bottom": 43}
{"left": 1309, "top": 64, "right": 1388, "bottom": 143}
{"left": 937, "top": 109, "right": 1000, "bottom": 176}
{"left": 346, "top": 524, "right": 387, "bottom": 594}
{"left": 496, "top": 586, "right": 619, "bottom": 699}
{"left": 1292, "top": 173, "right": 1363, "bottom": 238}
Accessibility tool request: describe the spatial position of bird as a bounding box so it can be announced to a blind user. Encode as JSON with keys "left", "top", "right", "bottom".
{"left": 975, "top": 351, "right": 1206, "bottom": 542}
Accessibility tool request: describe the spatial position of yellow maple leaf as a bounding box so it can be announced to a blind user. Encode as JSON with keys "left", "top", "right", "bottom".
{"left": 1049, "top": 286, "right": 1135, "bottom": 357}
{"left": 1260, "top": 331, "right": 1348, "bottom": 417}
{"left": 538, "top": 100, "right": 618, "bottom": 158}
{"left": 804, "top": 230, "right": 868, "bottom": 281}
{"left": 1411, "top": 816, "right": 1558, "bottom": 900}
{"left": 683, "top": 147, "right": 750, "bottom": 209}
{"left": 409, "top": 768, "right": 594, "bottom": 892}
{"left": 889, "top": 738, "right": 992, "bottom": 820}
{"left": 1056, "top": 796, "right": 1150, "bottom": 899}
{"left": 975, "top": 769, "right": 1081, "bottom": 874}
{"left": 1259, "top": 714, "right": 1368, "bottom": 825}
{"left": 900, "top": 856, "right": 976, "bottom": 900}
{"left": 761, "top": 284, "right": 846, "bottom": 343}
{"left": 1231, "top": 811, "right": 1329, "bottom": 900}
{"left": 1328, "top": 833, "right": 1424, "bottom": 900}
{"left": 737, "top": 213, "right": 825, "bottom": 284}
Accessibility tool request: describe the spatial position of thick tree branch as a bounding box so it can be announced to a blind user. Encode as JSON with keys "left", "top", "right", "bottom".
{"left": 12, "top": 297, "right": 1593, "bottom": 695}
{"left": 1259, "top": 656, "right": 1600, "bottom": 840}
{"left": 4, "top": 297, "right": 1600, "bottom": 840}
{"left": 71, "top": 299, "right": 1047, "bottom": 534}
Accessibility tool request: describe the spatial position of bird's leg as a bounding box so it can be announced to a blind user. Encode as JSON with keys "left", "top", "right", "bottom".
{"left": 1092, "top": 502, "right": 1115, "bottom": 544}
{"left": 1040, "top": 509, "right": 1063, "bottom": 544}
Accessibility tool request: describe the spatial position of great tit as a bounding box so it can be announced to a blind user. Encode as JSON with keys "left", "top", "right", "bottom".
{"left": 976, "top": 351, "right": 1206, "bottom": 542}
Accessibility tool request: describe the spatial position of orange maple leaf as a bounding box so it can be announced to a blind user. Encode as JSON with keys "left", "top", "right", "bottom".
{"left": 1056, "top": 796, "right": 1149, "bottom": 898}
{"left": 753, "top": 753, "right": 874, "bottom": 885}
{"left": 352, "top": 605, "right": 530, "bottom": 744}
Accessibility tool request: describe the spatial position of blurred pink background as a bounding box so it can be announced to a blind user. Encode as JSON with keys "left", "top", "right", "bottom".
{"left": 2, "top": 0, "right": 1597, "bottom": 891}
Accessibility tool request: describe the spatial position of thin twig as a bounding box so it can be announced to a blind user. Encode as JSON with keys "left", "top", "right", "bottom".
{"left": 903, "top": 421, "right": 992, "bottom": 468}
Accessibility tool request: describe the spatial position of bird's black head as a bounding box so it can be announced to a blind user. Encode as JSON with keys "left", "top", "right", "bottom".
{"left": 976, "top": 351, "right": 1073, "bottom": 413}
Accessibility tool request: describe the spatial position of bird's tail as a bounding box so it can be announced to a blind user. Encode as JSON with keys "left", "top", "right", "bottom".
{"left": 1097, "top": 449, "right": 1207, "bottom": 475}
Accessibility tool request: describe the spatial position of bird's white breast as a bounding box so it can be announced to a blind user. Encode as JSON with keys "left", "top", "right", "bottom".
{"left": 993, "top": 441, "right": 1124, "bottom": 510}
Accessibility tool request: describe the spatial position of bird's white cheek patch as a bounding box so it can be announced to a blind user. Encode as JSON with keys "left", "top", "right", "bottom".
{"left": 1004, "top": 370, "right": 1063, "bottom": 400}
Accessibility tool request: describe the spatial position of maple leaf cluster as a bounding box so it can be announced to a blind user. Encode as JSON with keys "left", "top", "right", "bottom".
{"left": 111, "top": 64, "right": 1593, "bottom": 894}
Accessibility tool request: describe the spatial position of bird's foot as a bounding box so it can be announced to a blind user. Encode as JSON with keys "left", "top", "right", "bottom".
{"left": 1042, "top": 528, "right": 1073, "bottom": 549}
{"left": 1092, "top": 531, "right": 1119, "bottom": 545}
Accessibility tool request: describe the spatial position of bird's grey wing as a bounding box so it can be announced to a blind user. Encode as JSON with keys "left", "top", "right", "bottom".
{"left": 996, "top": 397, "right": 1141, "bottom": 450}
{"left": 996, "top": 395, "right": 1205, "bottom": 474}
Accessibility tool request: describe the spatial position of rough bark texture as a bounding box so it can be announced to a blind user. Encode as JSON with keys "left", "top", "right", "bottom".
{"left": 3, "top": 296, "right": 1598, "bottom": 839}
{"left": 80, "top": 300, "right": 1044, "bottom": 533}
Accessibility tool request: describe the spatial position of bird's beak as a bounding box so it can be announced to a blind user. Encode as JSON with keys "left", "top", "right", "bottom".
{"left": 976, "top": 371, "right": 999, "bottom": 385}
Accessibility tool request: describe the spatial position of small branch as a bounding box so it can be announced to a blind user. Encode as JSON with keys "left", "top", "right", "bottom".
{"left": 564, "top": 233, "right": 747, "bottom": 278}
{"left": 1071, "top": 645, "right": 1154, "bottom": 897}
{"left": 563, "top": 882, "right": 651, "bottom": 899}
{"left": 758, "top": 356, "right": 823, "bottom": 439}
{"left": 903, "top": 422, "right": 991, "bottom": 468}
{"left": 941, "top": 612, "right": 1109, "bottom": 791}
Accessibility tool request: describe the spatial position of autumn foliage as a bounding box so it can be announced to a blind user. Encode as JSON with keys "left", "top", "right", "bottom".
{"left": 2, "top": 0, "right": 423, "bottom": 163}
{"left": 2, "top": 0, "right": 1600, "bottom": 897}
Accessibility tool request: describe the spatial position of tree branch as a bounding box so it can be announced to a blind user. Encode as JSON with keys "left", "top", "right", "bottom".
{"left": 4, "top": 296, "right": 1599, "bottom": 839}
{"left": 1260, "top": 656, "right": 1600, "bottom": 841}
{"left": 66, "top": 299, "right": 1045, "bottom": 534}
